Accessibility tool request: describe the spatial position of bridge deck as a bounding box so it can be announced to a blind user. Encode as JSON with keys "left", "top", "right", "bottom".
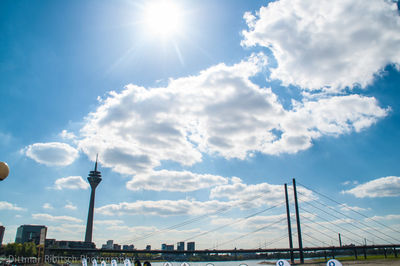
{"left": 47, "top": 244, "right": 400, "bottom": 254}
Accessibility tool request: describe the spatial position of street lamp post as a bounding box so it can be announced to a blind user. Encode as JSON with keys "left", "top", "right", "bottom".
{"left": 0, "top": 162, "right": 9, "bottom": 181}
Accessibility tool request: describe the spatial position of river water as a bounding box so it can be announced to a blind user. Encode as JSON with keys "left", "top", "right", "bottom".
{"left": 76, "top": 260, "right": 268, "bottom": 266}
{"left": 140, "top": 260, "right": 265, "bottom": 265}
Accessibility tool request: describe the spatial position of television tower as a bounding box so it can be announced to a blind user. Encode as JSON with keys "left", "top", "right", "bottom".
{"left": 84, "top": 155, "right": 102, "bottom": 243}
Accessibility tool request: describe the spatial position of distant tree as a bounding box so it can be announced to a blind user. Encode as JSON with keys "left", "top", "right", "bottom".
{"left": 24, "top": 242, "right": 37, "bottom": 257}
{"left": 15, "top": 243, "right": 23, "bottom": 256}
{"left": 2, "top": 242, "right": 37, "bottom": 257}
{"left": 4, "top": 243, "right": 17, "bottom": 256}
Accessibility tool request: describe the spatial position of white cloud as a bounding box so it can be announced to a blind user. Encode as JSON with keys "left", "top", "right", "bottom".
{"left": 370, "top": 214, "right": 400, "bottom": 221}
{"left": 32, "top": 213, "right": 82, "bottom": 223}
{"left": 53, "top": 176, "right": 89, "bottom": 190}
{"left": 240, "top": 214, "right": 288, "bottom": 230}
{"left": 267, "top": 95, "right": 388, "bottom": 155}
{"left": 343, "top": 176, "right": 400, "bottom": 198}
{"left": 47, "top": 223, "right": 85, "bottom": 241}
{"left": 95, "top": 220, "right": 124, "bottom": 226}
{"left": 126, "top": 170, "right": 228, "bottom": 192}
{"left": 78, "top": 54, "right": 271, "bottom": 175}
{"left": 101, "top": 225, "right": 157, "bottom": 233}
{"left": 210, "top": 177, "right": 283, "bottom": 208}
{"left": 98, "top": 178, "right": 315, "bottom": 217}
{"left": 211, "top": 214, "right": 288, "bottom": 231}
{"left": 76, "top": 54, "right": 387, "bottom": 184}
{"left": 59, "top": 130, "right": 77, "bottom": 140}
{"left": 0, "top": 201, "right": 26, "bottom": 211}
{"left": 293, "top": 95, "right": 387, "bottom": 135}
{"left": 25, "top": 142, "right": 79, "bottom": 166}
{"left": 96, "top": 199, "right": 233, "bottom": 217}
{"left": 43, "top": 203, "right": 54, "bottom": 210}
{"left": 64, "top": 201, "right": 77, "bottom": 210}
{"left": 339, "top": 203, "right": 369, "bottom": 212}
{"left": 210, "top": 177, "right": 316, "bottom": 208}
{"left": 342, "top": 180, "right": 359, "bottom": 186}
{"left": 242, "top": 0, "right": 400, "bottom": 92}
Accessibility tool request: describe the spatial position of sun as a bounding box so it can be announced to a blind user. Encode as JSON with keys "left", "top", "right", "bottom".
{"left": 143, "top": 0, "right": 183, "bottom": 38}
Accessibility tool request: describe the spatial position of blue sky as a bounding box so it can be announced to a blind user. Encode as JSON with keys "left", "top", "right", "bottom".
{"left": 1, "top": 0, "right": 400, "bottom": 249}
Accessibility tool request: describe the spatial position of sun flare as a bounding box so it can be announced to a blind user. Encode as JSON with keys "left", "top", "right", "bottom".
{"left": 143, "top": 0, "right": 183, "bottom": 37}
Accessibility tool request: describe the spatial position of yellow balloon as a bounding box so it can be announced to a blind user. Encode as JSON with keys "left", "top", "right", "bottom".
{"left": 0, "top": 162, "right": 10, "bottom": 181}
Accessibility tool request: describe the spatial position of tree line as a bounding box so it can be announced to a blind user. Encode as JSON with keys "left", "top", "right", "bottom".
{"left": 1, "top": 242, "right": 38, "bottom": 257}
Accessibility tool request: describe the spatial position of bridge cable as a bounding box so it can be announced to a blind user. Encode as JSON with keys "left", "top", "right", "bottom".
{"left": 260, "top": 232, "right": 295, "bottom": 249}
{"left": 302, "top": 230, "right": 330, "bottom": 247}
{"left": 297, "top": 195, "right": 396, "bottom": 244}
{"left": 300, "top": 213, "right": 362, "bottom": 245}
{"left": 298, "top": 206, "right": 364, "bottom": 245}
{"left": 300, "top": 221, "right": 337, "bottom": 245}
{"left": 299, "top": 197, "right": 394, "bottom": 244}
{"left": 120, "top": 191, "right": 272, "bottom": 244}
{"left": 124, "top": 205, "right": 232, "bottom": 244}
{"left": 183, "top": 201, "right": 285, "bottom": 242}
{"left": 296, "top": 190, "right": 400, "bottom": 243}
{"left": 297, "top": 181, "right": 400, "bottom": 235}
{"left": 301, "top": 235, "right": 323, "bottom": 248}
{"left": 216, "top": 217, "right": 286, "bottom": 249}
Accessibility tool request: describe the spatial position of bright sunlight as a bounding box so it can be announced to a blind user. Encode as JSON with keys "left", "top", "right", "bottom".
{"left": 143, "top": 0, "right": 183, "bottom": 37}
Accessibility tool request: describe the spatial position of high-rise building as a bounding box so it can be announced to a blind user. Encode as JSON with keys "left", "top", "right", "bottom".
{"left": 146, "top": 245, "right": 151, "bottom": 251}
{"left": 0, "top": 226, "right": 5, "bottom": 246}
{"left": 123, "top": 244, "right": 134, "bottom": 251}
{"left": 161, "top": 243, "right": 174, "bottom": 250}
{"left": 177, "top": 241, "right": 185, "bottom": 251}
{"left": 187, "top": 242, "right": 195, "bottom": 251}
{"left": 101, "top": 240, "right": 114, "bottom": 249}
{"left": 15, "top": 225, "right": 47, "bottom": 245}
{"left": 84, "top": 157, "right": 102, "bottom": 243}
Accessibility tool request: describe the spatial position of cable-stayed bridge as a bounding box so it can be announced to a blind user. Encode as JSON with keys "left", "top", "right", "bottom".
{"left": 47, "top": 179, "right": 400, "bottom": 263}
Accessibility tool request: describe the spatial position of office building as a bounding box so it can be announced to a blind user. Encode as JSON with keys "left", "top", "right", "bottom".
{"left": 15, "top": 225, "right": 47, "bottom": 245}
{"left": 123, "top": 244, "right": 134, "bottom": 251}
{"left": 187, "top": 242, "right": 195, "bottom": 251}
{"left": 0, "top": 226, "right": 4, "bottom": 246}
{"left": 45, "top": 238, "right": 56, "bottom": 247}
{"left": 56, "top": 240, "right": 95, "bottom": 249}
{"left": 161, "top": 243, "right": 174, "bottom": 251}
{"left": 43, "top": 239, "right": 95, "bottom": 249}
{"left": 177, "top": 241, "right": 184, "bottom": 251}
{"left": 101, "top": 240, "right": 114, "bottom": 249}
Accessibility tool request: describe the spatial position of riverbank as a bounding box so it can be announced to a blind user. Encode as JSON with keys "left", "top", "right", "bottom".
{"left": 260, "top": 257, "right": 400, "bottom": 265}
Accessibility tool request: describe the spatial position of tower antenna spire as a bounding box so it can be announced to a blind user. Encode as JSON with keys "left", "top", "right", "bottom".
{"left": 94, "top": 154, "right": 98, "bottom": 172}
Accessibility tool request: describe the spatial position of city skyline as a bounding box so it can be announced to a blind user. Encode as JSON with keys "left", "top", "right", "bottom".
{"left": 1, "top": 0, "right": 400, "bottom": 250}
